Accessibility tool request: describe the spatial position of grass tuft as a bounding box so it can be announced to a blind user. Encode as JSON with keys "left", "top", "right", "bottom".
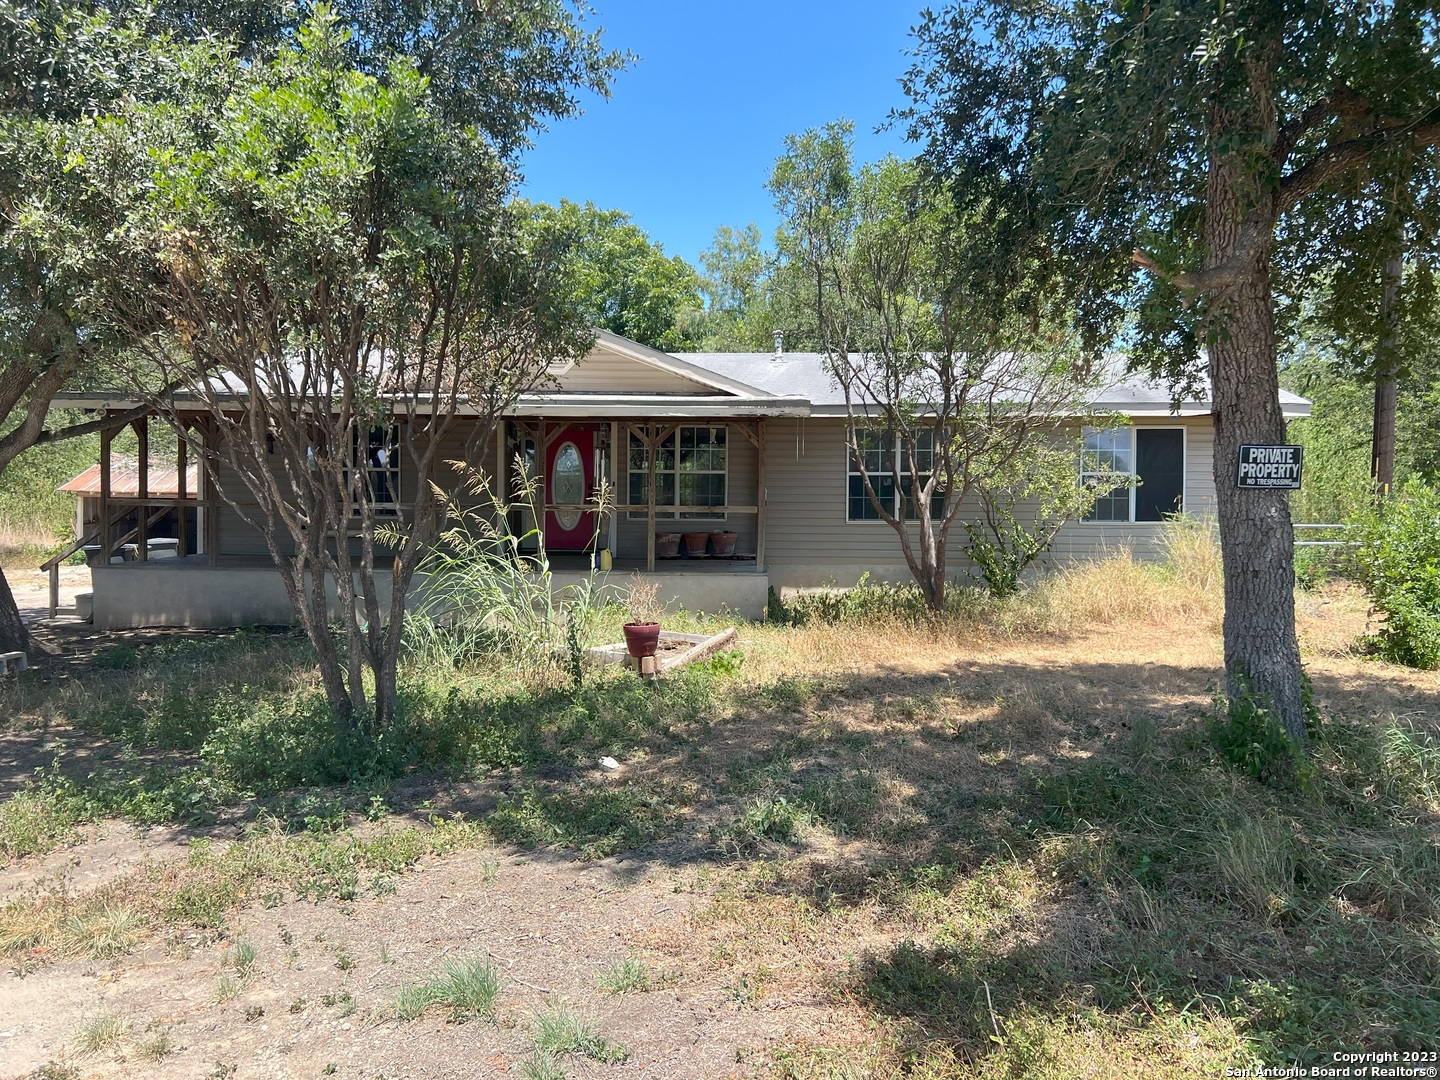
{"left": 531, "top": 998, "right": 628, "bottom": 1063}
{"left": 393, "top": 956, "right": 500, "bottom": 1022}
{"left": 72, "top": 1009, "right": 127, "bottom": 1056}
{"left": 518, "top": 1052, "right": 568, "bottom": 1080}
{"left": 597, "top": 956, "right": 653, "bottom": 994}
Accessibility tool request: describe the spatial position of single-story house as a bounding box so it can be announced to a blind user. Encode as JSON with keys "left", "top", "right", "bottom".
{"left": 48, "top": 329, "right": 1310, "bottom": 627}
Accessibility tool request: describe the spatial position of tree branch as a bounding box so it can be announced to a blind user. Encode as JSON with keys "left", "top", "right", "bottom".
{"left": 1131, "top": 211, "right": 1269, "bottom": 296}
{"left": 1279, "top": 108, "right": 1440, "bottom": 214}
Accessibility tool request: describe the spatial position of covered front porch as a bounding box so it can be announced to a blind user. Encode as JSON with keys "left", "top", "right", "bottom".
{"left": 495, "top": 414, "right": 775, "bottom": 573}
{"left": 48, "top": 367, "right": 798, "bottom": 629}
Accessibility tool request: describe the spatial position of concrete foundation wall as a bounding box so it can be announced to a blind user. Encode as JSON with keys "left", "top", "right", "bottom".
{"left": 92, "top": 561, "right": 770, "bottom": 628}
{"left": 91, "top": 562, "right": 402, "bottom": 630}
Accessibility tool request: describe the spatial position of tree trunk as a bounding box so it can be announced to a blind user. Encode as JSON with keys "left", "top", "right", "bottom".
{"left": 0, "top": 568, "right": 30, "bottom": 656}
{"left": 1205, "top": 113, "right": 1306, "bottom": 747}
{"left": 1372, "top": 248, "right": 1402, "bottom": 492}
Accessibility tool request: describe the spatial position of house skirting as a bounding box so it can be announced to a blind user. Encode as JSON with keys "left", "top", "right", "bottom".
{"left": 89, "top": 557, "right": 770, "bottom": 629}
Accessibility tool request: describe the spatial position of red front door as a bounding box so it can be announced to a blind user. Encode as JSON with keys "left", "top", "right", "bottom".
{"left": 545, "top": 424, "right": 598, "bottom": 550}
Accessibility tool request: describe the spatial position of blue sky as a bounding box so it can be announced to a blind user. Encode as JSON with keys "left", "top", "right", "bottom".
{"left": 518, "top": 1, "right": 921, "bottom": 269}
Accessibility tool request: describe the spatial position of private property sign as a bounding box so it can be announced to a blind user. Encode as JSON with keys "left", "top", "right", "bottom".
{"left": 1236, "top": 444, "right": 1304, "bottom": 489}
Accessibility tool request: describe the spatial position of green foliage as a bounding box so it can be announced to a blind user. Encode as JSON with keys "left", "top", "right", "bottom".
{"left": 691, "top": 222, "right": 822, "bottom": 351}
{"left": 767, "top": 574, "right": 932, "bottom": 626}
{"left": 730, "top": 795, "right": 812, "bottom": 846}
{"left": 1208, "top": 674, "right": 1317, "bottom": 786}
{"left": 530, "top": 998, "right": 627, "bottom": 1063}
{"left": 0, "top": 430, "right": 98, "bottom": 550}
{"left": 0, "top": 784, "right": 84, "bottom": 859}
{"left": 525, "top": 199, "right": 702, "bottom": 351}
{"left": 963, "top": 430, "right": 1130, "bottom": 597}
{"left": 768, "top": 121, "right": 1098, "bottom": 611}
{"left": 1347, "top": 479, "right": 1440, "bottom": 668}
{"left": 410, "top": 461, "right": 610, "bottom": 685}
{"left": 1282, "top": 356, "right": 1384, "bottom": 526}
{"left": 488, "top": 782, "right": 685, "bottom": 861}
{"left": 597, "top": 956, "right": 654, "bottom": 994}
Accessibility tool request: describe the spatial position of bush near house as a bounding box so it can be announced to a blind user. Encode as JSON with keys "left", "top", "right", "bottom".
{"left": 1348, "top": 479, "right": 1440, "bottom": 669}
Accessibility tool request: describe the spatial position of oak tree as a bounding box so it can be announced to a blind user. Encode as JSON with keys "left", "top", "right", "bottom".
{"left": 903, "top": 0, "right": 1440, "bottom": 744}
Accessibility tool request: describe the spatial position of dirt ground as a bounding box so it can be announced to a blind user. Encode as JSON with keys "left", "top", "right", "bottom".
{"left": 8, "top": 566, "right": 90, "bottom": 628}
{"left": 0, "top": 583, "right": 1435, "bottom": 1079}
{"left": 0, "top": 842, "right": 778, "bottom": 1079}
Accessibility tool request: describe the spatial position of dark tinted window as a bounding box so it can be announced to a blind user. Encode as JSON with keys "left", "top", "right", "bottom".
{"left": 1135, "top": 429, "right": 1184, "bottom": 522}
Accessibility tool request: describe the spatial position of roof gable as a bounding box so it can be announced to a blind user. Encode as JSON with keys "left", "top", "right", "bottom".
{"left": 552, "top": 330, "right": 769, "bottom": 397}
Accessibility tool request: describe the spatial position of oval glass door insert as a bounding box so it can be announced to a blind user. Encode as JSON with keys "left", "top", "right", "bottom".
{"left": 552, "top": 442, "right": 584, "bottom": 530}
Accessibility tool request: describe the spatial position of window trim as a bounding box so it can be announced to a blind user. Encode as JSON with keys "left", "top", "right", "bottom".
{"left": 348, "top": 423, "right": 402, "bottom": 513}
{"left": 1079, "top": 424, "right": 1187, "bottom": 525}
{"left": 844, "top": 428, "right": 948, "bottom": 524}
{"left": 627, "top": 423, "right": 730, "bottom": 522}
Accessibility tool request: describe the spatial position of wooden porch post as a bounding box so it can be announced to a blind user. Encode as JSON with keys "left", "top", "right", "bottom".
{"left": 204, "top": 418, "right": 220, "bottom": 566}
{"left": 646, "top": 423, "right": 657, "bottom": 573}
{"left": 608, "top": 420, "right": 620, "bottom": 557}
{"left": 135, "top": 416, "right": 149, "bottom": 561}
{"left": 177, "top": 427, "right": 188, "bottom": 557}
{"left": 494, "top": 418, "right": 506, "bottom": 535}
{"left": 756, "top": 419, "right": 767, "bottom": 573}
{"left": 99, "top": 421, "right": 113, "bottom": 563}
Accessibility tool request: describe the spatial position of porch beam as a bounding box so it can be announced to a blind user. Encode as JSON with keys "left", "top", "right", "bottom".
{"left": 550, "top": 504, "right": 758, "bottom": 514}
{"left": 97, "top": 497, "right": 200, "bottom": 509}
{"left": 756, "top": 418, "right": 767, "bottom": 573}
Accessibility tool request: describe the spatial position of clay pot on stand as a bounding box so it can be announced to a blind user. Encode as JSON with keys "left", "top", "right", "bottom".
{"left": 683, "top": 532, "right": 711, "bottom": 558}
{"left": 622, "top": 621, "right": 661, "bottom": 657}
{"left": 655, "top": 532, "right": 681, "bottom": 559}
{"left": 710, "top": 531, "right": 738, "bottom": 557}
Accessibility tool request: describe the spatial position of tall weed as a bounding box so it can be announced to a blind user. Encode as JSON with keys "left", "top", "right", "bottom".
{"left": 407, "top": 459, "right": 610, "bottom": 685}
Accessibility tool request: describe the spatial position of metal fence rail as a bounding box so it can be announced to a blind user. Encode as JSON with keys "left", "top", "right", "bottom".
{"left": 1293, "top": 523, "right": 1355, "bottom": 548}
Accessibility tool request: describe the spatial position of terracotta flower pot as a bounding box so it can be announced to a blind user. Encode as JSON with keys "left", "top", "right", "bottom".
{"left": 655, "top": 532, "right": 681, "bottom": 558}
{"left": 622, "top": 621, "right": 661, "bottom": 658}
{"left": 683, "top": 531, "right": 711, "bottom": 558}
{"left": 711, "top": 531, "right": 737, "bottom": 557}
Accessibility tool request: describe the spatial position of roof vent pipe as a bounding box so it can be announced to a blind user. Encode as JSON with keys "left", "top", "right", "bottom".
{"left": 772, "top": 329, "right": 784, "bottom": 360}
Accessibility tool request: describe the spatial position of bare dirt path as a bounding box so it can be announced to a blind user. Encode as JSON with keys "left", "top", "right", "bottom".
{"left": 0, "top": 845, "right": 781, "bottom": 1080}
{"left": 8, "top": 566, "right": 89, "bottom": 628}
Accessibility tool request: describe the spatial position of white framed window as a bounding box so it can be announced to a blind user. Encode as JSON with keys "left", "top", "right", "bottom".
{"left": 1081, "top": 426, "right": 1185, "bottom": 523}
{"left": 350, "top": 424, "right": 401, "bottom": 511}
{"left": 846, "top": 428, "right": 947, "bottom": 523}
{"left": 628, "top": 425, "right": 727, "bottom": 520}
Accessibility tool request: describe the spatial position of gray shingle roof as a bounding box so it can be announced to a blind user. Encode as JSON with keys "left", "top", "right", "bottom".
{"left": 671, "top": 351, "right": 1311, "bottom": 415}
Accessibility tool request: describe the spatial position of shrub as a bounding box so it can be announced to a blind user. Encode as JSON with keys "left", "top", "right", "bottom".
{"left": 1348, "top": 479, "right": 1440, "bottom": 668}
{"left": 767, "top": 573, "right": 931, "bottom": 625}
{"left": 1208, "top": 675, "right": 1313, "bottom": 786}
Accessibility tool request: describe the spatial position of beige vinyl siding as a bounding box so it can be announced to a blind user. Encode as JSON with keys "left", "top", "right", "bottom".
{"left": 764, "top": 415, "right": 1219, "bottom": 589}
{"left": 211, "top": 423, "right": 496, "bottom": 559}
{"left": 1048, "top": 418, "right": 1215, "bottom": 562}
{"left": 764, "top": 417, "right": 972, "bottom": 585}
{"left": 556, "top": 348, "right": 719, "bottom": 394}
